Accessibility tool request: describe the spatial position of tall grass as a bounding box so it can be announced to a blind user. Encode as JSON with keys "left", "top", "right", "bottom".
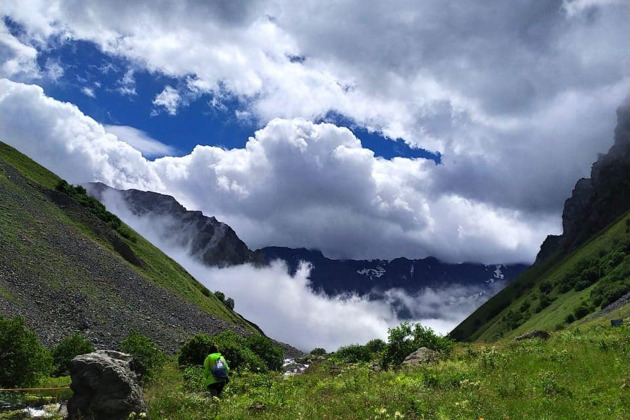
{"left": 144, "top": 325, "right": 630, "bottom": 419}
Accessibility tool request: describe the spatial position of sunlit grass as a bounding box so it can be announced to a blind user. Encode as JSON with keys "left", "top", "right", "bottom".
{"left": 144, "top": 325, "right": 630, "bottom": 419}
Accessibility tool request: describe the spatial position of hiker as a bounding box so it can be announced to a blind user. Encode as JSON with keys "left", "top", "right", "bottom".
{"left": 203, "top": 344, "right": 230, "bottom": 398}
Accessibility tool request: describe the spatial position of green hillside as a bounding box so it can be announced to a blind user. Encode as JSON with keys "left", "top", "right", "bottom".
{"left": 0, "top": 141, "right": 257, "bottom": 351}
{"left": 450, "top": 210, "right": 630, "bottom": 342}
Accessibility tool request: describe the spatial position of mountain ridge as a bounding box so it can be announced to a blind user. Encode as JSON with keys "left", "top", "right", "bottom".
{"left": 86, "top": 182, "right": 265, "bottom": 268}
{"left": 85, "top": 182, "right": 528, "bottom": 319}
{"left": 259, "top": 246, "right": 527, "bottom": 301}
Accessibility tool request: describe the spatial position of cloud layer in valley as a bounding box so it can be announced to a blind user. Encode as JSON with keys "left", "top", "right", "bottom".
{"left": 91, "top": 192, "right": 507, "bottom": 351}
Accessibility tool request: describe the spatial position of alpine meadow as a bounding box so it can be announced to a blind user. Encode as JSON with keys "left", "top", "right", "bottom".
{"left": 1, "top": 1, "right": 630, "bottom": 419}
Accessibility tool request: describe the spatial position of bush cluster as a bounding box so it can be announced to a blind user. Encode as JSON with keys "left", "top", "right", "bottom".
{"left": 245, "top": 335, "right": 284, "bottom": 371}
{"left": 559, "top": 242, "right": 629, "bottom": 303}
{"left": 0, "top": 316, "right": 53, "bottom": 387}
{"left": 381, "top": 322, "right": 454, "bottom": 367}
{"left": 333, "top": 344, "right": 373, "bottom": 364}
{"left": 213, "top": 291, "right": 236, "bottom": 310}
{"left": 590, "top": 263, "right": 630, "bottom": 309}
{"left": 310, "top": 348, "right": 326, "bottom": 356}
{"left": 121, "top": 330, "right": 167, "bottom": 382}
{"left": 178, "top": 330, "right": 284, "bottom": 373}
{"left": 51, "top": 333, "right": 94, "bottom": 376}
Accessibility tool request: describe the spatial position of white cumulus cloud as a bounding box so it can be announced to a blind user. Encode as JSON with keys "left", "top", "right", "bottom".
{"left": 0, "top": 79, "right": 561, "bottom": 263}
{"left": 152, "top": 86, "right": 182, "bottom": 116}
{"left": 105, "top": 125, "right": 177, "bottom": 158}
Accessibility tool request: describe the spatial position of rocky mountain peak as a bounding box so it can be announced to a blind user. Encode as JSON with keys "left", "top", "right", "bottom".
{"left": 86, "top": 183, "right": 264, "bottom": 267}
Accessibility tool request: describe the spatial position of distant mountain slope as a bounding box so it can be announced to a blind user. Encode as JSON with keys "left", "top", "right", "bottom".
{"left": 86, "top": 182, "right": 265, "bottom": 267}
{"left": 84, "top": 184, "right": 527, "bottom": 317}
{"left": 451, "top": 100, "right": 630, "bottom": 342}
{"left": 0, "top": 141, "right": 260, "bottom": 353}
{"left": 260, "top": 246, "right": 527, "bottom": 298}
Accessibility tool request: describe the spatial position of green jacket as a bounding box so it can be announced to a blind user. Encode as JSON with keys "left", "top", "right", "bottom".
{"left": 203, "top": 352, "right": 230, "bottom": 386}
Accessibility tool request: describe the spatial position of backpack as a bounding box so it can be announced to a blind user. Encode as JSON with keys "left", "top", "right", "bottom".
{"left": 212, "top": 357, "right": 228, "bottom": 380}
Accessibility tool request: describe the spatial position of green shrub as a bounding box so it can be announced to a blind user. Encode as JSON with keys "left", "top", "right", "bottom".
{"left": 245, "top": 335, "right": 284, "bottom": 371}
{"left": 565, "top": 313, "right": 576, "bottom": 324}
{"left": 558, "top": 278, "right": 573, "bottom": 293}
{"left": 519, "top": 300, "right": 531, "bottom": 312}
{"left": 538, "top": 282, "right": 553, "bottom": 294}
{"left": 334, "top": 344, "right": 372, "bottom": 363}
{"left": 503, "top": 309, "right": 524, "bottom": 329}
{"left": 535, "top": 292, "right": 555, "bottom": 313}
{"left": 310, "top": 348, "right": 327, "bottom": 356}
{"left": 382, "top": 322, "right": 454, "bottom": 367}
{"left": 600, "top": 285, "right": 630, "bottom": 307}
{"left": 121, "top": 330, "right": 166, "bottom": 381}
{"left": 365, "top": 338, "right": 387, "bottom": 354}
{"left": 573, "top": 304, "right": 591, "bottom": 320}
{"left": 0, "top": 316, "right": 53, "bottom": 387}
{"left": 212, "top": 330, "right": 266, "bottom": 372}
{"left": 178, "top": 334, "right": 214, "bottom": 367}
{"left": 182, "top": 366, "right": 206, "bottom": 392}
{"left": 224, "top": 297, "right": 235, "bottom": 310}
{"left": 51, "top": 333, "right": 94, "bottom": 376}
{"left": 213, "top": 292, "right": 235, "bottom": 310}
{"left": 178, "top": 331, "right": 268, "bottom": 372}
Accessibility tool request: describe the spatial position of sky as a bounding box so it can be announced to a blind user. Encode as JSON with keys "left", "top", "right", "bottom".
{"left": 1, "top": 0, "right": 629, "bottom": 266}
{"left": 1, "top": 0, "right": 628, "bottom": 349}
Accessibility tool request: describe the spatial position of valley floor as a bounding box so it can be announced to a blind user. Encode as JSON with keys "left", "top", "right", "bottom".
{"left": 144, "top": 325, "right": 629, "bottom": 420}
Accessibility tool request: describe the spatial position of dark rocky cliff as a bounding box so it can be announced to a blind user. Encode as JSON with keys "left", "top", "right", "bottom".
{"left": 536, "top": 99, "right": 630, "bottom": 262}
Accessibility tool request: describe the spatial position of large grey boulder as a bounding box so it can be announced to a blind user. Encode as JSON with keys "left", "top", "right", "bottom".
{"left": 67, "top": 350, "right": 146, "bottom": 420}
{"left": 402, "top": 347, "right": 439, "bottom": 367}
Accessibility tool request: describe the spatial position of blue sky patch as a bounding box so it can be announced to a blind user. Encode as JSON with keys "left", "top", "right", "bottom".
{"left": 18, "top": 27, "right": 441, "bottom": 163}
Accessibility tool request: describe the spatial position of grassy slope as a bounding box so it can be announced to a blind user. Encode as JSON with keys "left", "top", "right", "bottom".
{"left": 0, "top": 141, "right": 254, "bottom": 330}
{"left": 451, "top": 210, "right": 630, "bottom": 342}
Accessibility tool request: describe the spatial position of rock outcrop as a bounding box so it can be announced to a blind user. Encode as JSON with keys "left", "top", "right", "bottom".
{"left": 67, "top": 350, "right": 146, "bottom": 420}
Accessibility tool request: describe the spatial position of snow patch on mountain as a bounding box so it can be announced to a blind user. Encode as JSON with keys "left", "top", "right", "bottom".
{"left": 486, "top": 265, "right": 506, "bottom": 284}
{"left": 357, "top": 266, "right": 386, "bottom": 280}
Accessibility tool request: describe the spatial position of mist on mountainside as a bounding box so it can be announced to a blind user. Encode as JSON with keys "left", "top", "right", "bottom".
{"left": 96, "top": 189, "right": 510, "bottom": 351}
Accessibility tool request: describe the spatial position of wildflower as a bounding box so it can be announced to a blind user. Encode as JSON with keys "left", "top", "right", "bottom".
{"left": 395, "top": 411, "right": 404, "bottom": 418}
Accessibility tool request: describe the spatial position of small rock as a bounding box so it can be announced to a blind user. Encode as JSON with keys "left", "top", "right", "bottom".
{"left": 249, "top": 402, "right": 267, "bottom": 412}
{"left": 515, "top": 330, "right": 551, "bottom": 341}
